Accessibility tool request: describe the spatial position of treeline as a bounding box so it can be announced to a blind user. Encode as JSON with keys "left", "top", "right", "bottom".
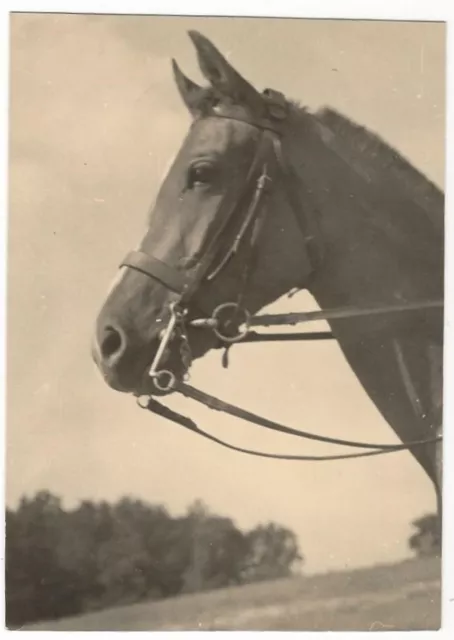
{"left": 5, "top": 491, "right": 303, "bottom": 628}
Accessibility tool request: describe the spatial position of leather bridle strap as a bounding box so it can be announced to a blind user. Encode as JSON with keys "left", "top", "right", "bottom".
{"left": 247, "top": 299, "right": 443, "bottom": 328}
{"left": 141, "top": 381, "right": 442, "bottom": 461}
{"left": 190, "top": 300, "right": 443, "bottom": 346}
{"left": 121, "top": 251, "right": 190, "bottom": 295}
{"left": 272, "top": 136, "right": 324, "bottom": 274}
{"left": 145, "top": 397, "right": 403, "bottom": 461}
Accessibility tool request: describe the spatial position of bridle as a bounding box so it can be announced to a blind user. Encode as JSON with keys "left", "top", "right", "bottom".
{"left": 120, "top": 89, "right": 443, "bottom": 462}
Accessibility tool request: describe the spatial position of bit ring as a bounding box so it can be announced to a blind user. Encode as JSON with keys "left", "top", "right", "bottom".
{"left": 212, "top": 302, "right": 251, "bottom": 343}
{"left": 150, "top": 369, "right": 176, "bottom": 393}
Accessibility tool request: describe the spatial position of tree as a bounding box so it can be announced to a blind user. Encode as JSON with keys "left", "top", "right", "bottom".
{"left": 5, "top": 491, "right": 79, "bottom": 627}
{"left": 408, "top": 513, "right": 441, "bottom": 557}
{"left": 242, "top": 522, "right": 303, "bottom": 582}
{"left": 181, "top": 500, "right": 249, "bottom": 592}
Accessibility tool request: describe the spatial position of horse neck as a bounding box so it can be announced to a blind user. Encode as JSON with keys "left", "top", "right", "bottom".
{"left": 282, "top": 112, "right": 444, "bottom": 312}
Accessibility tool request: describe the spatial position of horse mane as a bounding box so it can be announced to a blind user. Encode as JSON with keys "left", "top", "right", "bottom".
{"left": 311, "top": 106, "right": 443, "bottom": 217}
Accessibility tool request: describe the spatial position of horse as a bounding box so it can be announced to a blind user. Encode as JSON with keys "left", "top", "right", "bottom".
{"left": 92, "top": 31, "right": 444, "bottom": 527}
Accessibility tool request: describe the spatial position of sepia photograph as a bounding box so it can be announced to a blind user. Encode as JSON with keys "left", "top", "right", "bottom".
{"left": 4, "top": 6, "right": 448, "bottom": 632}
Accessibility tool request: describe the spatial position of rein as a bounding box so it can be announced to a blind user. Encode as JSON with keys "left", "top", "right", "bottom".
{"left": 139, "top": 381, "right": 442, "bottom": 462}
{"left": 122, "top": 89, "right": 443, "bottom": 461}
{"left": 137, "top": 299, "right": 442, "bottom": 462}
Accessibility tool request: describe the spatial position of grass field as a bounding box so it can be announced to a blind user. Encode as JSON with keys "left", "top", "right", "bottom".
{"left": 26, "top": 556, "right": 441, "bottom": 631}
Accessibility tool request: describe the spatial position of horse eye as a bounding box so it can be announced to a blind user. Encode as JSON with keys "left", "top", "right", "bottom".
{"left": 187, "top": 162, "right": 215, "bottom": 188}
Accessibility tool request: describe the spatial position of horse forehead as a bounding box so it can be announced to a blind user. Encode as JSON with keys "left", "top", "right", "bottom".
{"left": 186, "top": 118, "right": 252, "bottom": 156}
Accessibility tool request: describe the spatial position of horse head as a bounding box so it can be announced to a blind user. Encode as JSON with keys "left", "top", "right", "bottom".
{"left": 92, "top": 31, "right": 318, "bottom": 396}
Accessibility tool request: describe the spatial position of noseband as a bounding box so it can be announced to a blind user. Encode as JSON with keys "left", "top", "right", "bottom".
{"left": 120, "top": 90, "right": 443, "bottom": 461}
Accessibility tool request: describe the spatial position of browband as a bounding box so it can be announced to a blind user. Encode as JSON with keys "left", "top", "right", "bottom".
{"left": 206, "top": 88, "right": 289, "bottom": 135}
{"left": 208, "top": 111, "right": 283, "bottom": 134}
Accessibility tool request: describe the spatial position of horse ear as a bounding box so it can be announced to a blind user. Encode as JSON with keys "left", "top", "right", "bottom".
{"left": 171, "top": 58, "right": 207, "bottom": 116}
{"left": 188, "top": 30, "right": 265, "bottom": 113}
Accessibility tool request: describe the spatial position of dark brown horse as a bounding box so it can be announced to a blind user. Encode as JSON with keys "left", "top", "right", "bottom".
{"left": 92, "top": 32, "right": 443, "bottom": 518}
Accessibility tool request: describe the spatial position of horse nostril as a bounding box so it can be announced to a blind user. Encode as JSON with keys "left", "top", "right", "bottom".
{"left": 100, "top": 325, "right": 125, "bottom": 361}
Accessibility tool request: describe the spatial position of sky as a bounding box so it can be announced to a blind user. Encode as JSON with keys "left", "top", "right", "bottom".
{"left": 6, "top": 13, "right": 446, "bottom": 574}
